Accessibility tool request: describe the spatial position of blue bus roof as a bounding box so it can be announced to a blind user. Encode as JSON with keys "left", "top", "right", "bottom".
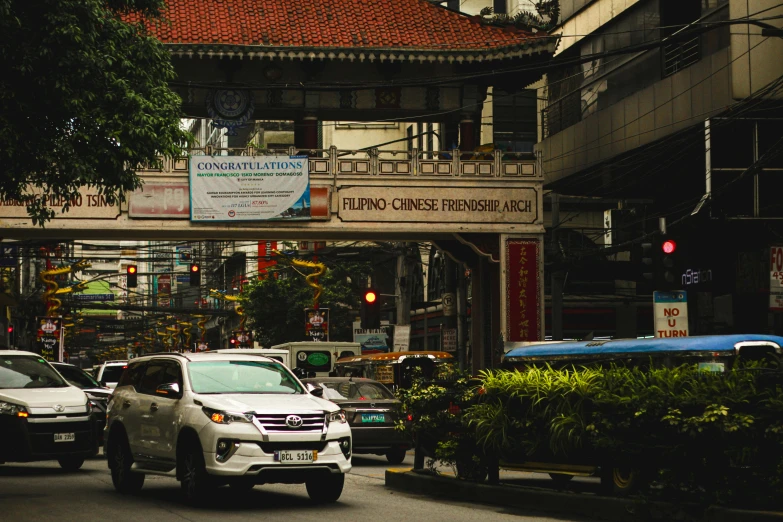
{"left": 503, "top": 334, "right": 783, "bottom": 359}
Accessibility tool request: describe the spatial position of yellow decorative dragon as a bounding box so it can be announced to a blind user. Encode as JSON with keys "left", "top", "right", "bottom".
{"left": 209, "top": 289, "right": 247, "bottom": 332}
{"left": 39, "top": 260, "right": 91, "bottom": 316}
{"left": 271, "top": 249, "right": 326, "bottom": 306}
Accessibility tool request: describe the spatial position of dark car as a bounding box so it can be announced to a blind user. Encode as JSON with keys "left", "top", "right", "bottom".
{"left": 302, "top": 377, "right": 411, "bottom": 464}
{"left": 51, "top": 362, "right": 111, "bottom": 445}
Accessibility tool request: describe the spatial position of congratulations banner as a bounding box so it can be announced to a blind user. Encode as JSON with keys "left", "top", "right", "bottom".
{"left": 189, "top": 155, "right": 310, "bottom": 222}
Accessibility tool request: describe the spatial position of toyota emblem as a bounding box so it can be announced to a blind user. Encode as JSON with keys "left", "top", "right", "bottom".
{"left": 285, "top": 415, "right": 303, "bottom": 428}
{"left": 53, "top": 404, "right": 65, "bottom": 413}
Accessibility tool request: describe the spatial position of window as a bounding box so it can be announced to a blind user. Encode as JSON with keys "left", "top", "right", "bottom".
{"left": 188, "top": 361, "right": 303, "bottom": 394}
{"left": 319, "top": 381, "right": 395, "bottom": 401}
{"left": 55, "top": 365, "right": 101, "bottom": 389}
{"left": 117, "top": 362, "right": 145, "bottom": 389}
{"left": 100, "top": 364, "right": 128, "bottom": 384}
{"left": 137, "top": 363, "right": 166, "bottom": 395}
{"left": 0, "top": 356, "right": 68, "bottom": 389}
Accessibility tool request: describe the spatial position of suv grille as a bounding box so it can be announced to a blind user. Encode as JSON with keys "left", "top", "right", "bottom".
{"left": 258, "top": 441, "right": 328, "bottom": 453}
{"left": 254, "top": 413, "right": 325, "bottom": 433}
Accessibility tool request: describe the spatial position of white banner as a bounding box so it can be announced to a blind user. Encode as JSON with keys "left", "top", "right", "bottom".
{"left": 189, "top": 155, "right": 310, "bottom": 222}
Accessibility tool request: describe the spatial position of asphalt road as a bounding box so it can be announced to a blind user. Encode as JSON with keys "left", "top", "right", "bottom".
{"left": 0, "top": 452, "right": 599, "bottom": 522}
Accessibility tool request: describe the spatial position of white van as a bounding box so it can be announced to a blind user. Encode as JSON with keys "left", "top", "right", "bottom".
{"left": 270, "top": 342, "right": 361, "bottom": 377}
{"left": 0, "top": 350, "right": 98, "bottom": 470}
{"left": 210, "top": 348, "right": 290, "bottom": 368}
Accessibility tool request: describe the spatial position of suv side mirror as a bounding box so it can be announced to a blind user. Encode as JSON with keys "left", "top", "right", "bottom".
{"left": 306, "top": 383, "right": 324, "bottom": 397}
{"left": 156, "top": 382, "right": 181, "bottom": 398}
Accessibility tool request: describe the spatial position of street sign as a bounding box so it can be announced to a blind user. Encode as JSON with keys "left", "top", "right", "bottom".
{"left": 770, "top": 246, "right": 783, "bottom": 310}
{"left": 442, "top": 327, "right": 457, "bottom": 352}
{"left": 442, "top": 292, "right": 456, "bottom": 316}
{"left": 653, "top": 291, "right": 688, "bottom": 338}
{"left": 0, "top": 244, "right": 18, "bottom": 267}
{"left": 393, "top": 325, "right": 410, "bottom": 352}
{"left": 73, "top": 293, "right": 115, "bottom": 302}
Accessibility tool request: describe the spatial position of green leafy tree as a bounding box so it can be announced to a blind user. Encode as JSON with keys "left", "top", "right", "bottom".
{"left": 241, "top": 261, "right": 372, "bottom": 347}
{"left": 0, "top": 0, "right": 189, "bottom": 225}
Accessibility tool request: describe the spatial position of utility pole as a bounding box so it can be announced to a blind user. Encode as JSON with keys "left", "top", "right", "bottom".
{"left": 395, "top": 243, "right": 413, "bottom": 327}
{"left": 551, "top": 193, "right": 564, "bottom": 341}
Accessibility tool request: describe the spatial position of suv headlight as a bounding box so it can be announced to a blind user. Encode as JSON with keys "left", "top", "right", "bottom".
{"left": 328, "top": 410, "right": 346, "bottom": 424}
{"left": 0, "top": 400, "right": 28, "bottom": 418}
{"left": 202, "top": 406, "right": 252, "bottom": 424}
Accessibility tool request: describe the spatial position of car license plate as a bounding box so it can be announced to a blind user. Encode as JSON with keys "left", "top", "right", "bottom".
{"left": 54, "top": 433, "right": 75, "bottom": 443}
{"left": 361, "top": 413, "right": 385, "bottom": 423}
{"left": 274, "top": 450, "right": 317, "bottom": 463}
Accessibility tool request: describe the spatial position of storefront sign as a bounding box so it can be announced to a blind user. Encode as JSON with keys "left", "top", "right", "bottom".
{"left": 654, "top": 291, "right": 689, "bottom": 338}
{"left": 157, "top": 274, "right": 172, "bottom": 308}
{"left": 353, "top": 321, "right": 390, "bottom": 353}
{"left": 338, "top": 186, "right": 538, "bottom": 224}
{"left": 36, "top": 316, "right": 64, "bottom": 362}
{"left": 189, "top": 155, "right": 311, "bottom": 222}
{"left": 505, "top": 239, "right": 542, "bottom": 342}
{"left": 305, "top": 308, "right": 329, "bottom": 342}
{"left": 770, "top": 246, "right": 783, "bottom": 311}
{"left": 0, "top": 188, "right": 120, "bottom": 219}
{"left": 128, "top": 182, "right": 190, "bottom": 218}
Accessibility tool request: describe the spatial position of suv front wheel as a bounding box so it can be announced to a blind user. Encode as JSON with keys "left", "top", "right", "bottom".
{"left": 180, "top": 441, "right": 214, "bottom": 504}
{"left": 306, "top": 473, "right": 345, "bottom": 503}
{"left": 108, "top": 431, "right": 145, "bottom": 493}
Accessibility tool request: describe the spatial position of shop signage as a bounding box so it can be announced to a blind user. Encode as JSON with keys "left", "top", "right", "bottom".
{"left": 654, "top": 291, "right": 689, "bottom": 338}
{"left": 0, "top": 188, "right": 120, "bottom": 219}
{"left": 128, "top": 182, "right": 190, "bottom": 218}
{"left": 189, "top": 155, "right": 311, "bottom": 222}
{"left": 505, "top": 239, "right": 542, "bottom": 342}
{"left": 770, "top": 246, "right": 783, "bottom": 311}
{"left": 337, "top": 186, "right": 538, "bottom": 224}
{"left": 36, "top": 316, "right": 64, "bottom": 361}
{"left": 681, "top": 268, "right": 713, "bottom": 286}
{"left": 305, "top": 308, "right": 329, "bottom": 342}
{"left": 353, "top": 321, "right": 390, "bottom": 353}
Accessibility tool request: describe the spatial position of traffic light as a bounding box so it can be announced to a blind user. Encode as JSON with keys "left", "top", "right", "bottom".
{"left": 229, "top": 336, "right": 237, "bottom": 346}
{"left": 7, "top": 324, "right": 14, "bottom": 346}
{"left": 126, "top": 265, "right": 138, "bottom": 288}
{"left": 640, "top": 241, "right": 656, "bottom": 281}
{"left": 189, "top": 263, "right": 201, "bottom": 286}
{"left": 658, "top": 237, "right": 681, "bottom": 291}
{"left": 360, "top": 288, "right": 381, "bottom": 329}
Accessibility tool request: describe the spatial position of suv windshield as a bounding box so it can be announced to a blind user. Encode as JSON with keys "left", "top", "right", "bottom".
{"left": 188, "top": 360, "right": 304, "bottom": 394}
{"left": 318, "top": 381, "right": 395, "bottom": 401}
{"left": 0, "top": 355, "right": 69, "bottom": 389}
{"left": 55, "top": 364, "right": 101, "bottom": 389}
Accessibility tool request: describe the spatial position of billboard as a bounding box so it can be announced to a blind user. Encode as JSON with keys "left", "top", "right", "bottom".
{"left": 190, "top": 155, "right": 311, "bottom": 222}
{"left": 305, "top": 308, "right": 329, "bottom": 342}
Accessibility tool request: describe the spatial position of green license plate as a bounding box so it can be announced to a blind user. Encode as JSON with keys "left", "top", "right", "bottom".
{"left": 361, "top": 413, "right": 385, "bottom": 423}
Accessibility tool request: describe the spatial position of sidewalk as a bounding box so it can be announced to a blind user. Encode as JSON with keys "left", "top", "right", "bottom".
{"left": 385, "top": 468, "right": 783, "bottom": 522}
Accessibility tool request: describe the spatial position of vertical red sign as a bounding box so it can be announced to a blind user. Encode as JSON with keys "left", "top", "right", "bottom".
{"left": 258, "top": 241, "right": 278, "bottom": 276}
{"left": 506, "top": 239, "right": 542, "bottom": 342}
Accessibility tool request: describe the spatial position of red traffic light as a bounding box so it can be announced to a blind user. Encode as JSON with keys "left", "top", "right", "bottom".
{"left": 662, "top": 240, "right": 677, "bottom": 254}
{"left": 6, "top": 326, "right": 12, "bottom": 334}
{"left": 127, "top": 265, "right": 137, "bottom": 274}
{"left": 190, "top": 264, "right": 200, "bottom": 273}
{"left": 364, "top": 290, "right": 377, "bottom": 303}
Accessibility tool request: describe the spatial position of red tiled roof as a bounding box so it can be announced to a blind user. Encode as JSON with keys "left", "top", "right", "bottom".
{"left": 132, "top": 0, "right": 549, "bottom": 53}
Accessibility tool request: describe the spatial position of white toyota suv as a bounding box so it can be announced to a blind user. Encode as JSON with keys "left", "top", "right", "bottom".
{"left": 104, "top": 352, "right": 351, "bottom": 504}
{"left": 0, "top": 350, "right": 97, "bottom": 470}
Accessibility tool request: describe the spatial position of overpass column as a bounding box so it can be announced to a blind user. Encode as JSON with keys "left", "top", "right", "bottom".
{"left": 500, "top": 234, "right": 545, "bottom": 353}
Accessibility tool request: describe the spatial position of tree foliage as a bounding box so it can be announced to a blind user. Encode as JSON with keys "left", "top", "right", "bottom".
{"left": 0, "top": 0, "right": 189, "bottom": 225}
{"left": 241, "top": 261, "right": 372, "bottom": 347}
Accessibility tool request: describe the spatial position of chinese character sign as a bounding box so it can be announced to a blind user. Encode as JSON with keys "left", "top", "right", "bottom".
{"left": 506, "top": 239, "right": 542, "bottom": 342}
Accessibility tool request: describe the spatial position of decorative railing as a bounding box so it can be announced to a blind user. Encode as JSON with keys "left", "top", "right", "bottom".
{"left": 138, "top": 146, "right": 539, "bottom": 179}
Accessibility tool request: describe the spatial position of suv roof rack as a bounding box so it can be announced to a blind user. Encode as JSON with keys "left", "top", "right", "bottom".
{"left": 142, "top": 352, "right": 193, "bottom": 361}
{"left": 103, "top": 360, "right": 128, "bottom": 364}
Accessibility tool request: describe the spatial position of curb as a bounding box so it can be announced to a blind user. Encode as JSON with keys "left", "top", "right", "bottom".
{"left": 384, "top": 469, "right": 783, "bottom": 522}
